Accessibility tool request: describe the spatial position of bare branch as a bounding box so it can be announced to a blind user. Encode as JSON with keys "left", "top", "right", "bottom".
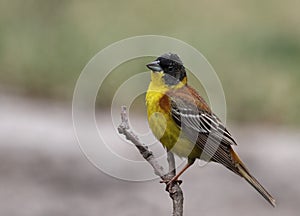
{"left": 117, "top": 106, "right": 184, "bottom": 216}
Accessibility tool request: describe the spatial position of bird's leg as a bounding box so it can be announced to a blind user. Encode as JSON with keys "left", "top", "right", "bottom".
{"left": 161, "top": 158, "right": 195, "bottom": 186}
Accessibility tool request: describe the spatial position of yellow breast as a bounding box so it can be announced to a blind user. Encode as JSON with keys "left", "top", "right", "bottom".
{"left": 145, "top": 72, "right": 200, "bottom": 158}
{"left": 146, "top": 89, "right": 180, "bottom": 151}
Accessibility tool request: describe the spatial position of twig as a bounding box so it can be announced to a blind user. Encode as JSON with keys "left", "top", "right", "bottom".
{"left": 117, "top": 106, "right": 184, "bottom": 216}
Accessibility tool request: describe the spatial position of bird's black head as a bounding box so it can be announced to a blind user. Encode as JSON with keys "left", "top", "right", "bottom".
{"left": 146, "top": 53, "right": 187, "bottom": 86}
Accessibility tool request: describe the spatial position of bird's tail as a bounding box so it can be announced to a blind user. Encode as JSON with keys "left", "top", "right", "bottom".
{"left": 230, "top": 149, "right": 276, "bottom": 207}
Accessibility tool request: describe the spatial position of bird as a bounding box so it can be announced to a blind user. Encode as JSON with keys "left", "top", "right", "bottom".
{"left": 145, "top": 52, "right": 276, "bottom": 207}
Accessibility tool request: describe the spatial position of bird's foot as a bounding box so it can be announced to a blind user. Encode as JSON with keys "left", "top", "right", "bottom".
{"left": 160, "top": 177, "right": 182, "bottom": 186}
{"left": 160, "top": 177, "right": 182, "bottom": 192}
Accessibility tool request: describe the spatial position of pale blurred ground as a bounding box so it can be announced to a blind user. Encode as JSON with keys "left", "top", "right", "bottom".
{"left": 1, "top": 94, "right": 299, "bottom": 216}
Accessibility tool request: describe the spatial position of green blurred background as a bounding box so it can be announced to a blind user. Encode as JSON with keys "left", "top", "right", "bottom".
{"left": 1, "top": 0, "right": 300, "bottom": 124}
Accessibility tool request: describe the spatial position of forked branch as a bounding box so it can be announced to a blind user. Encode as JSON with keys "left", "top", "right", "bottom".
{"left": 117, "top": 106, "right": 184, "bottom": 216}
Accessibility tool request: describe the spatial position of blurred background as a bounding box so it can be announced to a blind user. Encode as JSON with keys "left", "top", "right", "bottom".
{"left": 1, "top": 0, "right": 299, "bottom": 215}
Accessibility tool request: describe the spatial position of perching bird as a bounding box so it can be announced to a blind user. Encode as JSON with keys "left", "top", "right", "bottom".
{"left": 145, "top": 53, "right": 276, "bottom": 207}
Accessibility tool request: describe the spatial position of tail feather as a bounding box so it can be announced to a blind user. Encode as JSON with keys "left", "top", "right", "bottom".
{"left": 231, "top": 149, "right": 276, "bottom": 207}
{"left": 237, "top": 163, "right": 276, "bottom": 207}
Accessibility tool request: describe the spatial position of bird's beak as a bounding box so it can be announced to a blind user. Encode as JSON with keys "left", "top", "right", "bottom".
{"left": 146, "top": 60, "right": 162, "bottom": 72}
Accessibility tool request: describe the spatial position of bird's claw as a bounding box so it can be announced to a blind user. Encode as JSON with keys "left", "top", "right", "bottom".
{"left": 160, "top": 178, "right": 182, "bottom": 186}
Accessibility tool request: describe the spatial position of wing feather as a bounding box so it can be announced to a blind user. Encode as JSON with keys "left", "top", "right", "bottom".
{"left": 167, "top": 86, "right": 238, "bottom": 173}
